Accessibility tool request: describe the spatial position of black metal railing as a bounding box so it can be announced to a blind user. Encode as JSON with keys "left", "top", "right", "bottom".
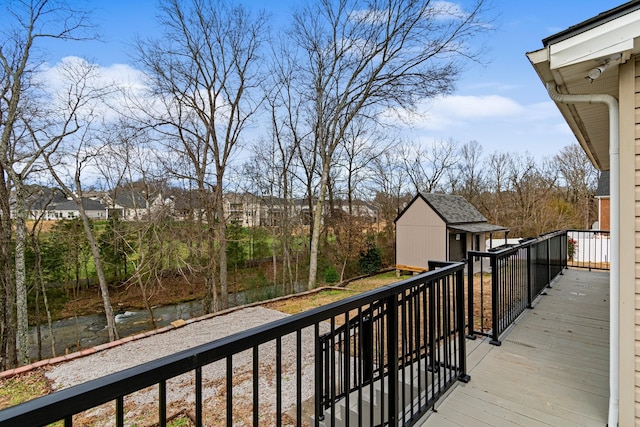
{"left": 0, "top": 261, "right": 468, "bottom": 427}
{"left": 467, "top": 230, "right": 568, "bottom": 345}
{"left": 567, "top": 229, "right": 611, "bottom": 270}
{"left": 316, "top": 260, "right": 468, "bottom": 426}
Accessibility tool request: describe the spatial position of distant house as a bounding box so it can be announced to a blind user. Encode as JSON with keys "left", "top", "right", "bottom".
{"left": 18, "top": 187, "right": 67, "bottom": 221}
{"left": 595, "top": 171, "right": 610, "bottom": 230}
{"left": 170, "top": 190, "right": 205, "bottom": 221}
{"left": 223, "top": 193, "right": 265, "bottom": 227}
{"left": 395, "top": 193, "right": 508, "bottom": 272}
{"left": 106, "top": 190, "right": 173, "bottom": 221}
{"left": 331, "top": 199, "right": 379, "bottom": 223}
{"left": 222, "top": 194, "right": 379, "bottom": 228}
{"left": 50, "top": 198, "right": 107, "bottom": 220}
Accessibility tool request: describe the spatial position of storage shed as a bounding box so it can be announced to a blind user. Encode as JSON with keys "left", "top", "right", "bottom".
{"left": 395, "top": 192, "right": 508, "bottom": 272}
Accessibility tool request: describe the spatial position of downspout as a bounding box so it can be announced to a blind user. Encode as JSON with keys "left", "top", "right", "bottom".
{"left": 546, "top": 82, "right": 619, "bottom": 426}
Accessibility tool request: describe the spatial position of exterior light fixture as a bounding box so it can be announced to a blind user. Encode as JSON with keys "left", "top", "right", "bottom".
{"left": 587, "top": 64, "right": 608, "bottom": 81}
{"left": 586, "top": 53, "right": 622, "bottom": 82}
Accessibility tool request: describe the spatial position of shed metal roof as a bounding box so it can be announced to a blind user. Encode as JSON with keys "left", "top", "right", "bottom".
{"left": 449, "top": 223, "right": 509, "bottom": 234}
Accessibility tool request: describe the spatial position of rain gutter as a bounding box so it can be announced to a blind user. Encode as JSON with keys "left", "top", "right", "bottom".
{"left": 545, "top": 82, "right": 619, "bottom": 427}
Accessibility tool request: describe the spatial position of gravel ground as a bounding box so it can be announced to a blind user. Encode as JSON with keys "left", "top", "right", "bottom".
{"left": 45, "top": 306, "right": 328, "bottom": 426}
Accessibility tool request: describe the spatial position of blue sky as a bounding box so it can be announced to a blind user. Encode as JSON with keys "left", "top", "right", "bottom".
{"left": 38, "top": 0, "right": 626, "bottom": 160}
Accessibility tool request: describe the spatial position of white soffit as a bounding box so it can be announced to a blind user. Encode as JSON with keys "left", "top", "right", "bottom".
{"left": 549, "top": 9, "right": 640, "bottom": 69}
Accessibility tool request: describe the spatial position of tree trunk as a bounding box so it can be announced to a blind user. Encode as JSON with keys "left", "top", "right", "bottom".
{"left": 216, "top": 179, "right": 228, "bottom": 308}
{"left": 272, "top": 225, "right": 278, "bottom": 293}
{"left": 35, "top": 281, "right": 41, "bottom": 361}
{"left": 32, "top": 233, "right": 56, "bottom": 358}
{"left": 308, "top": 162, "right": 330, "bottom": 290}
{"left": 0, "top": 169, "right": 14, "bottom": 369}
{"left": 14, "top": 184, "right": 29, "bottom": 365}
{"left": 204, "top": 207, "right": 218, "bottom": 314}
{"left": 77, "top": 207, "right": 118, "bottom": 341}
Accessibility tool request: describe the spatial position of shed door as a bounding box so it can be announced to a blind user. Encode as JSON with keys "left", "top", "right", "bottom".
{"left": 449, "top": 232, "right": 466, "bottom": 261}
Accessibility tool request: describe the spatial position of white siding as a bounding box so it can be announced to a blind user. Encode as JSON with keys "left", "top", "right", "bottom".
{"left": 396, "top": 197, "right": 447, "bottom": 270}
{"left": 633, "top": 57, "right": 640, "bottom": 424}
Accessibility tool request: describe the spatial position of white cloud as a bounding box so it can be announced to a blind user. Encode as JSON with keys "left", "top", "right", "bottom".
{"left": 35, "top": 56, "right": 150, "bottom": 121}
{"left": 385, "top": 93, "right": 575, "bottom": 159}
{"left": 38, "top": 56, "right": 148, "bottom": 94}
{"left": 466, "top": 81, "right": 520, "bottom": 91}
{"left": 429, "top": 1, "right": 467, "bottom": 19}
{"left": 388, "top": 94, "right": 526, "bottom": 131}
{"left": 436, "top": 94, "right": 524, "bottom": 118}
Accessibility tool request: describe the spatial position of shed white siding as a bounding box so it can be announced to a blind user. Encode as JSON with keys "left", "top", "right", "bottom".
{"left": 396, "top": 198, "right": 446, "bottom": 271}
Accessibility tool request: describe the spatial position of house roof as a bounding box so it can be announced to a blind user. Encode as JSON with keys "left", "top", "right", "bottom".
{"left": 420, "top": 192, "right": 486, "bottom": 224}
{"left": 542, "top": 1, "right": 640, "bottom": 46}
{"left": 54, "top": 198, "right": 106, "bottom": 211}
{"left": 112, "top": 190, "right": 148, "bottom": 209}
{"left": 26, "top": 187, "right": 67, "bottom": 209}
{"left": 527, "top": 0, "right": 640, "bottom": 170}
{"left": 595, "top": 170, "right": 610, "bottom": 197}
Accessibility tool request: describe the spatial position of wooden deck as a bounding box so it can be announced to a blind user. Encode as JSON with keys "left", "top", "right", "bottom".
{"left": 419, "top": 268, "right": 609, "bottom": 426}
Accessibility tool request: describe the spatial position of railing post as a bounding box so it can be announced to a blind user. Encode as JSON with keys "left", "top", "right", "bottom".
{"left": 559, "top": 230, "right": 568, "bottom": 276}
{"left": 526, "top": 245, "right": 533, "bottom": 309}
{"left": 582, "top": 233, "right": 591, "bottom": 271}
{"left": 428, "top": 276, "right": 436, "bottom": 369}
{"left": 314, "top": 327, "right": 324, "bottom": 424}
{"left": 546, "top": 239, "right": 552, "bottom": 288}
{"left": 362, "top": 316, "right": 373, "bottom": 383}
{"left": 466, "top": 256, "right": 476, "bottom": 339}
{"left": 490, "top": 254, "right": 501, "bottom": 346}
{"left": 386, "top": 294, "right": 399, "bottom": 425}
{"left": 116, "top": 397, "right": 124, "bottom": 427}
{"left": 456, "top": 268, "right": 471, "bottom": 383}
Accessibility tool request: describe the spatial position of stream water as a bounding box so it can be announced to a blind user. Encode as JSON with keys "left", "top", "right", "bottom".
{"left": 28, "top": 284, "right": 302, "bottom": 361}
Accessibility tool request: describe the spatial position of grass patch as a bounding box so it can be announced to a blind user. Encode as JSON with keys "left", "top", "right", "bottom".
{"left": 264, "top": 272, "right": 411, "bottom": 315}
{"left": 168, "top": 416, "right": 193, "bottom": 426}
{"left": 0, "top": 369, "right": 51, "bottom": 410}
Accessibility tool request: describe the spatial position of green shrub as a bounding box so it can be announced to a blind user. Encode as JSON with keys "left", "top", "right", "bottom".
{"left": 324, "top": 266, "right": 339, "bottom": 283}
{"left": 359, "top": 240, "right": 382, "bottom": 274}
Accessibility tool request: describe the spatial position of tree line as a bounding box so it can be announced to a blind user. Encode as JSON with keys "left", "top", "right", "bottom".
{"left": 0, "top": 0, "right": 598, "bottom": 368}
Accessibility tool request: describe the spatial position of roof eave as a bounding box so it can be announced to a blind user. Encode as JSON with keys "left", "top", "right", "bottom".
{"left": 542, "top": 0, "right": 640, "bottom": 47}
{"left": 527, "top": 48, "right": 605, "bottom": 169}
{"left": 527, "top": 6, "right": 640, "bottom": 171}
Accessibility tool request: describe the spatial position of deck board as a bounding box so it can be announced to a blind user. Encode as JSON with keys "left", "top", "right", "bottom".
{"left": 419, "top": 269, "right": 610, "bottom": 426}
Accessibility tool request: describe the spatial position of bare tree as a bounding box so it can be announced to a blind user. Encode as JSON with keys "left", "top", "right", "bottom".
{"left": 288, "top": 0, "right": 490, "bottom": 289}
{"left": 369, "top": 148, "right": 411, "bottom": 237}
{"left": 18, "top": 184, "right": 60, "bottom": 361}
{"left": 0, "top": 0, "right": 93, "bottom": 365}
{"left": 401, "top": 138, "right": 458, "bottom": 194}
{"left": 97, "top": 123, "right": 170, "bottom": 329}
{"left": 484, "top": 151, "right": 511, "bottom": 226}
{"left": 135, "top": 0, "right": 268, "bottom": 310}
{"left": 327, "top": 118, "right": 386, "bottom": 278}
{"left": 501, "top": 154, "right": 557, "bottom": 237}
{"left": 337, "top": 118, "right": 381, "bottom": 217}
{"left": 450, "top": 140, "right": 486, "bottom": 208}
{"left": 554, "top": 143, "right": 599, "bottom": 229}
{"left": 37, "top": 59, "right": 119, "bottom": 342}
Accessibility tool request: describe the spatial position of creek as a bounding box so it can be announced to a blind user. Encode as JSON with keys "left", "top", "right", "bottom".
{"left": 28, "top": 283, "right": 303, "bottom": 361}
